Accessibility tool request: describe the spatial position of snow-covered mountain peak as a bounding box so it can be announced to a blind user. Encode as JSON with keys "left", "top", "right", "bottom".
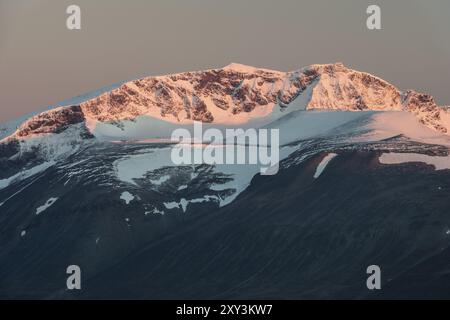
{"left": 2, "top": 62, "right": 449, "bottom": 144}
{"left": 302, "top": 62, "right": 403, "bottom": 111}
{"left": 222, "top": 63, "right": 283, "bottom": 75}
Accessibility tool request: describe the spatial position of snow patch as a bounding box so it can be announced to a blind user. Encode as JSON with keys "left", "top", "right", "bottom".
{"left": 36, "top": 197, "right": 58, "bottom": 215}
{"left": 0, "top": 161, "right": 55, "bottom": 190}
{"left": 145, "top": 208, "right": 164, "bottom": 215}
{"left": 164, "top": 202, "right": 180, "bottom": 210}
{"left": 120, "top": 191, "right": 135, "bottom": 204}
{"left": 314, "top": 153, "right": 338, "bottom": 178}
{"left": 163, "top": 196, "right": 218, "bottom": 213}
{"left": 114, "top": 148, "right": 172, "bottom": 185}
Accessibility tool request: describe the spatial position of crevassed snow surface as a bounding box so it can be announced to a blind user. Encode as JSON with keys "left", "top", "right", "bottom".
{"left": 36, "top": 197, "right": 58, "bottom": 215}
{"left": 112, "top": 111, "right": 376, "bottom": 207}
{"left": 112, "top": 110, "right": 450, "bottom": 208}
{"left": 114, "top": 143, "right": 298, "bottom": 207}
{"left": 120, "top": 191, "right": 135, "bottom": 204}
{"left": 114, "top": 148, "right": 173, "bottom": 185}
{"left": 379, "top": 153, "right": 450, "bottom": 170}
{"left": 314, "top": 153, "right": 338, "bottom": 178}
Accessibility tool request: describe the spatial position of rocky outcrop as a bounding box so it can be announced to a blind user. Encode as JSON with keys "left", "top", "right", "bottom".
{"left": 80, "top": 64, "right": 313, "bottom": 123}
{"left": 402, "top": 90, "right": 448, "bottom": 133}
{"left": 14, "top": 105, "right": 86, "bottom": 138}
{"left": 305, "top": 63, "right": 403, "bottom": 111}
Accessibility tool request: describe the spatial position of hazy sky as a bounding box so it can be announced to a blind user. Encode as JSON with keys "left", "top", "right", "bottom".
{"left": 0, "top": 0, "right": 449, "bottom": 123}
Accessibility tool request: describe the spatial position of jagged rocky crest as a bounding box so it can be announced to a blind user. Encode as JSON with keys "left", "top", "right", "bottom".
{"left": 3, "top": 62, "right": 450, "bottom": 140}
{"left": 14, "top": 106, "right": 86, "bottom": 138}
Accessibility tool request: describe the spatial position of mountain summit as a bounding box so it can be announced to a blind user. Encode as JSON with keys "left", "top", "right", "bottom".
{"left": 3, "top": 62, "right": 449, "bottom": 142}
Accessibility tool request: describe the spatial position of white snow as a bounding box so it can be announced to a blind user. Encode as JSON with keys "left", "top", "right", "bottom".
{"left": 222, "top": 63, "right": 283, "bottom": 75}
{"left": 0, "top": 161, "right": 55, "bottom": 190}
{"left": 114, "top": 148, "right": 173, "bottom": 185}
{"left": 120, "top": 191, "right": 135, "bottom": 204}
{"left": 36, "top": 197, "right": 58, "bottom": 215}
{"left": 378, "top": 153, "right": 450, "bottom": 170}
{"left": 177, "top": 185, "right": 188, "bottom": 191}
{"left": 179, "top": 198, "right": 188, "bottom": 212}
{"left": 0, "top": 82, "right": 122, "bottom": 141}
{"left": 14, "top": 123, "right": 88, "bottom": 160}
{"left": 356, "top": 111, "right": 450, "bottom": 146}
{"left": 314, "top": 153, "right": 338, "bottom": 178}
{"left": 265, "top": 110, "right": 372, "bottom": 145}
{"left": 113, "top": 111, "right": 364, "bottom": 208}
{"left": 189, "top": 195, "right": 219, "bottom": 203}
{"left": 111, "top": 109, "right": 450, "bottom": 209}
{"left": 164, "top": 196, "right": 218, "bottom": 213}
{"left": 3, "top": 63, "right": 449, "bottom": 149}
{"left": 149, "top": 175, "right": 170, "bottom": 185}
{"left": 146, "top": 208, "right": 164, "bottom": 215}
{"left": 164, "top": 202, "right": 180, "bottom": 210}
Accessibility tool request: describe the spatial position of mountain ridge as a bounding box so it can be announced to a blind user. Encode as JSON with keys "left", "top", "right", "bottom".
{"left": 2, "top": 62, "right": 449, "bottom": 143}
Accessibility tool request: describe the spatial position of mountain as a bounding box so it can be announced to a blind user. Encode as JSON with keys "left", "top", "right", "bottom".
{"left": 3, "top": 62, "right": 449, "bottom": 141}
{"left": 76, "top": 62, "right": 450, "bottom": 133}
{"left": 1, "top": 63, "right": 450, "bottom": 299}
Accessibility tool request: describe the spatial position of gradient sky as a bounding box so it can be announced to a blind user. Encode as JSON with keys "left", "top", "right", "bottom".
{"left": 0, "top": 0, "right": 449, "bottom": 123}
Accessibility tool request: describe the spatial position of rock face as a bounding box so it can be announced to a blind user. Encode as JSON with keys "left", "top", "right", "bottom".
{"left": 305, "top": 63, "right": 403, "bottom": 111}
{"left": 14, "top": 105, "right": 86, "bottom": 138}
{"left": 80, "top": 63, "right": 314, "bottom": 124}
{"left": 80, "top": 62, "right": 408, "bottom": 123}
{"left": 402, "top": 90, "right": 449, "bottom": 133}
{"left": 2, "top": 62, "right": 449, "bottom": 141}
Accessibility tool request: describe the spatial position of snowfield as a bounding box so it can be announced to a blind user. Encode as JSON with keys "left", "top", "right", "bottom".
{"left": 120, "top": 191, "right": 135, "bottom": 204}
{"left": 314, "top": 153, "right": 338, "bottom": 178}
